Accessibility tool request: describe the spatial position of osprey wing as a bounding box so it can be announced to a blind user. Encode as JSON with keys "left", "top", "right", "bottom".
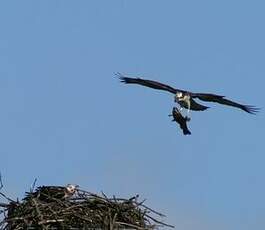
{"left": 192, "top": 93, "right": 260, "bottom": 114}
{"left": 118, "top": 73, "right": 180, "bottom": 94}
{"left": 189, "top": 98, "right": 209, "bottom": 111}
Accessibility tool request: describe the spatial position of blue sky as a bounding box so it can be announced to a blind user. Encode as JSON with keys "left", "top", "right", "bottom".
{"left": 0, "top": 1, "right": 264, "bottom": 229}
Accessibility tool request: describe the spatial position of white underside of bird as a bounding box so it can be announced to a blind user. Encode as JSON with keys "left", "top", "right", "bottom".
{"left": 174, "top": 92, "right": 191, "bottom": 119}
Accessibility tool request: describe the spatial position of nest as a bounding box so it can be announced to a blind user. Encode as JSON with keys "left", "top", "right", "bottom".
{"left": 0, "top": 185, "right": 174, "bottom": 229}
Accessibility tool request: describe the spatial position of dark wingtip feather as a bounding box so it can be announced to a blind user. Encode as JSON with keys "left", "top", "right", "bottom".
{"left": 115, "top": 72, "right": 123, "bottom": 80}
{"left": 116, "top": 72, "right": 129, "bottom": 83}
{"left": 243, "top": 105, "right": 261, "bottom": 115}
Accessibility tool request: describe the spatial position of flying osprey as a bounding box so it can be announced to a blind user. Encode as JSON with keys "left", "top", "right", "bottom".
{"left": 118, "top": 73, "right": 259, "bottom": 115}
{"left": 169, "top": 107, "right": 191, "bottom": 135}
{"left": 23, "top": 184, "right": 79, "bottom": 203}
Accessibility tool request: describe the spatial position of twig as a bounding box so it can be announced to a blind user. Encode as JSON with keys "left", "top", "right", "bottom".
{"left": 115, "top": 221, "right": 148, "bottom": 230}
{"left": 38, "top": 219, "right": 64, "bottom": 225}
{"left": 145, "top": 214, "right": 174, "bottom": 228}
{"left": 139, "top": 203, "right": 165, "bottom": 217}
{"left": 30, "top": 178, "right": 38, "bottom": 193}
{"left": 0, "top": 192, "right": 17, "bottom": 203}
{"left": 32, "top": 199, "right": 44, "bottom": 224}
{"left": 0, "top": 173, "right": 3, "bottom": 190}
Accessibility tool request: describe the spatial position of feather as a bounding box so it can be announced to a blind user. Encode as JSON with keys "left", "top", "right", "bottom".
{"left": 193, "top": 93, "right": 260, "bottom": 114}
{"left": 188, "top": 98, "right": 209, "bottom": 111}
{"left": 117, "top": 73, "right": 179, "bottom": 94}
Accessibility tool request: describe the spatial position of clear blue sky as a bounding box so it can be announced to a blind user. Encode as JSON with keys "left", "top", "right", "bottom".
{"left": 0, "top": 1, "right": 264, "bottom": 229}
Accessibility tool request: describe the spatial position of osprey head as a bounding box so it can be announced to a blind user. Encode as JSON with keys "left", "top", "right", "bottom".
{"left": 174, "top": 92, "right": 183, "bottom": 102}
{"left": 65, "top": 184, "right": 79, "bottom": 195}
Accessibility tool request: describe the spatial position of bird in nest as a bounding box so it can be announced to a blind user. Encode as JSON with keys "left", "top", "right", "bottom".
{"left": 23, "top": 184, "right": 79, "bottom": 202}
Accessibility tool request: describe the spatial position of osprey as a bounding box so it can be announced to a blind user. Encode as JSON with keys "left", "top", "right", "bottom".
{"left": 118, "top": 73, "right": 259, "bottom": 116}
{"left": 23, "top": 184, "right": 79, "bottom": 202}
{"left": 170, "top": 107, "right": 191, "bottom": 135}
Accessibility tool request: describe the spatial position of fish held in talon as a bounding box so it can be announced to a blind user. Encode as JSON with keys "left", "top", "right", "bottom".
{"left": 170, "top": 107, "right": 191, "bottom": 135}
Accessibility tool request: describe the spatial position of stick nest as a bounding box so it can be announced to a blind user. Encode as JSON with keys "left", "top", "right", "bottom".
{"left": 0, "top": 186, "right": 173, "bottom": 229}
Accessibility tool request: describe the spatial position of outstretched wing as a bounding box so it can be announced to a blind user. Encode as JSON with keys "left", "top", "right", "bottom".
{"left": 190, "top": 98, "right": 209, "bottom": 111}
{"left": 178, "top": 98, "right": 209, "bottom": 111}
{"left": 192, "top": 93, "right": 260, "bottom": 114}
{"left": 117, "top": 73, "right": 181, "bottom": 94}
